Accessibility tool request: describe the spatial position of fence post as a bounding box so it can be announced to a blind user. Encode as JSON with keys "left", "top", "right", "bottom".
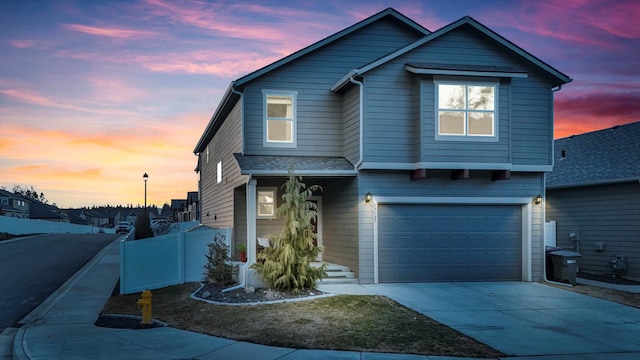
{"left": 119, "top": 239, "right": 126, "bottom": 295}
{"left": 179, "top": 230, "right": 186, "bottom": 284}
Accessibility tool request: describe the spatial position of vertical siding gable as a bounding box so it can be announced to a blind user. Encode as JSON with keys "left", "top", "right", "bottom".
{"left": 241, "top": 17, "right": 424, "bottom": 157}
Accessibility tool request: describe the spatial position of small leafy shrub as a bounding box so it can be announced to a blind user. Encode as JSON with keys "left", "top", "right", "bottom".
{"left": 204, "top": 233, "right": 235, "bottom": 285}
{"left": 134, "top": 212, "right": 154, "bottom": 240}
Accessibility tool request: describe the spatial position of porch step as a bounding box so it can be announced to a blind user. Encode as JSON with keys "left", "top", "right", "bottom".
{"left": 312, "top": 262, "right": 358, "bottom": 285}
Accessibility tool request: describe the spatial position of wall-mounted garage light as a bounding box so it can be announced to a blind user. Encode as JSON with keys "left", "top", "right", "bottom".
{"left": 534, "top": 194, "right": 542, "bottom": 205}
{"left": 364, "top": 192, "right": 373, "bottom": 203}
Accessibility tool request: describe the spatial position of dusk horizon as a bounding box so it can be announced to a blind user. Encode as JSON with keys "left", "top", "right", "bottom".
{"left": 2, "top": 0, "right": 638, "bottom": 208}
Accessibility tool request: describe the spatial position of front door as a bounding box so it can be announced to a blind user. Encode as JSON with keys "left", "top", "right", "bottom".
{"left": 309, "top": 197, "right": 322, "bottom": 261}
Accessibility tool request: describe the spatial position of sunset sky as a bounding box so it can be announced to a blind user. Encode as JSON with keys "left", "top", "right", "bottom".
{"left": 1, "top": 0, "right": 638, "bottom": 208}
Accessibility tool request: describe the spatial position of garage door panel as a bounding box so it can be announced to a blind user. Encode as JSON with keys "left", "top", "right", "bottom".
{"left": 379, "top": 204, "right": 522, "bottom": 282}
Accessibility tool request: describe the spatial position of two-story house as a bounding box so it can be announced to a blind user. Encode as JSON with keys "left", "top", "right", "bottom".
{"left": 0, "top": 189, "right": 31, "bottom": 219}
{"left": 194, "top": 8, "right": 571, "bottom": 286}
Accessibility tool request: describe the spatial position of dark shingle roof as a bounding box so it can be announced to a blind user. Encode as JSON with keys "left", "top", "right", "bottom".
{"left": 547, "top": 122, "right": 640, "bottom": 189}
{"left": 234, "top": 154, "right": 356, "bottom": 176}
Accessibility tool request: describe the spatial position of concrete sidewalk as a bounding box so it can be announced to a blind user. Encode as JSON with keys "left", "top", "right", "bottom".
{"left": 7, "top": 236, "right": 640, "bottom": 360}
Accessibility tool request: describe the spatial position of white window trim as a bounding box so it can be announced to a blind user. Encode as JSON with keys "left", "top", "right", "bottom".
{"left": 263, "top": 89, "right": 297, "bottom": 148}
{"left": 216, "top": 161, "right": 222, "bottom": 184}
{"left": 434, "top": 78, "right": 499, "bottom": 142}
{"left": 257, "top": 187, "right": 278, "bottom": 219}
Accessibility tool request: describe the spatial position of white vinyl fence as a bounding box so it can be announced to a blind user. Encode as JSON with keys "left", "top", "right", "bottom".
{"left": 119, "top": 225, "right": 232, "bottom": 294}
{"left": 0, "top": 215, "right": 113, "bottom": 234}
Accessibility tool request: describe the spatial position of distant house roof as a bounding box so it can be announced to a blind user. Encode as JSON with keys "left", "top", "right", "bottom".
{"left": 193, "top": 7, "right": 430, "bottom": 154}
{"left": 547, "top": 122, "right": 640, "bottom": 189}
{"left": 171, "top": 199, "right": 187, "bottom": 210}
{"left": 234, "top": 154, "right": 356, "bottom": 177}
{"left": 28, "top": 200, "right": 67, "bottom": 221}
{"left": 187, "top": 191, "right": 198, "bottom": 203}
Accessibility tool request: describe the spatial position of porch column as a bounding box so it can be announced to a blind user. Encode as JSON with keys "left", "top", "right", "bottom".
{"left": 246, "top": 179, "right": 257, "bottom": 265}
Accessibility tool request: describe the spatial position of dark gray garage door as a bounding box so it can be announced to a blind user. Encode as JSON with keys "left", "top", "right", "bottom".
{"left": 379, "top": 204, "right": 522, "bottom": 282}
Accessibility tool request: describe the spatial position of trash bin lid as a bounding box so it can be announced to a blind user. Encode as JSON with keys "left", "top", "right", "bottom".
{"left": 545, "top": 246, "right": 563, "bottom": 253}
{"left": 550, "top": 250, "right": 582, "bottom": 257}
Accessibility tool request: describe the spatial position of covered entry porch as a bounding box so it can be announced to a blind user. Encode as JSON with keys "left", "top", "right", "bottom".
{"left": 231, "top": 154, "right": 359, "bottom": 287}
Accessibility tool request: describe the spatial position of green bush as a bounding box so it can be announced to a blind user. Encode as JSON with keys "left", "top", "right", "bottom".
{"left": 204, "top": 233, "right": 235, "bottom": 285}
{"left": 252, "top": 171, "right": 326, "bottom": 293}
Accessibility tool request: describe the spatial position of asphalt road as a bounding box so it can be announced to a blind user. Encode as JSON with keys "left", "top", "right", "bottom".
{"left": 0, "top": 233, "right": 119, "bottom": 331}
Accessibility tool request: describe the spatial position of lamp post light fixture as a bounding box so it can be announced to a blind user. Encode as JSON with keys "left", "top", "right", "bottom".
{"left": 143, "top": 172, "right": 149, "bottom": 213}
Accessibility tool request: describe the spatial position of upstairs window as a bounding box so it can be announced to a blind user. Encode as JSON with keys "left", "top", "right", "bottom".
{"left": 264, "top": 90, "right": 297, "bottom": 147}
{"left": 436, "top": 80, "right": 497, "bottom": 140}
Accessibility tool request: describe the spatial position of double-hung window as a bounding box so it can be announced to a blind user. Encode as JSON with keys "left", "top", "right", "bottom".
{"left": 257, "top": 188, "right": 277, "bottom": 219}
{"left": 264, "top": 90, "right": 297, "bottom": 147}
{"left": 436, "top": 80, "right": 497, "bottom": 140}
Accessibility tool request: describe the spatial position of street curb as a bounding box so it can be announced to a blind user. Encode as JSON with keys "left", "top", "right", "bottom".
{"left": 12, "top": 236, "right": 122, "bottom": 360}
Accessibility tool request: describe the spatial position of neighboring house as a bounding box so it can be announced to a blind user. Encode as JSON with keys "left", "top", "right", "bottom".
{"left": 23, "top": 197, "right": 70, "bottom": 223}
{"left": 170, "top": 199, "right": 187, "bottom": 222}
{"left": 186, "top": 191, "right": 199, "bottom": 222}
{"left": 0, "top": 190, "right": 30, "bottom": 218}
{"left": 194, "top": 8, "right": 571, "bottom": 285}
{"left": 546, "top": 122, "right": 640, "bottom": 281}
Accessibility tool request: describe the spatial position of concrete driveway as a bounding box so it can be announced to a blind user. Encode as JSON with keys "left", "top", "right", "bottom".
{"left": 363, "top": 282, "right": 640, "bottom": 357}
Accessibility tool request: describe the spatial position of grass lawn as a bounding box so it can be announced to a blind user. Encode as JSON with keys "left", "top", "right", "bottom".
{"left": 102, "top": 283, "right": 503, "bottom": 358}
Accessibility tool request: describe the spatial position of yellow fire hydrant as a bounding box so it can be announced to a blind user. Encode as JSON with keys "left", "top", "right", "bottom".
{"left": 136, "top": 289, "right": 153, "bottom": 324}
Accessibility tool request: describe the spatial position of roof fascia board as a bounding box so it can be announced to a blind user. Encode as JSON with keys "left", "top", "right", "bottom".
{"left": 236, "top": 8, "right": 430, "bottom": 88}
{"left": 404, "top": 64, "right": 528, "bottom": 78}
{"left": 548, "top": 177, "right": 640, "bottom": 190}
{"left": 334, "top": 16, "right": 571, "bottom": 90}
{"left": 193, "top": 82, "right": 238, "bottom": 153}
{"left": 240, "top": 170, "right": 357, "bottom": 177}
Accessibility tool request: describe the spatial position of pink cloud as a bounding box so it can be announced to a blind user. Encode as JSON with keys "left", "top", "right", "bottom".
{"left": 484, "top": 0, "right": 639, "bottom": 48}
{"left": 8, "top": 39, "right": 36, "bottom": 48}
{"left": 554, "top": 91, "right": 640, "bottom": 138}
{"left": 64, "top": 24, "right": 159, "bottom": 39}
{"left": 0, "top": 85, "right": 144, "bottom": 118}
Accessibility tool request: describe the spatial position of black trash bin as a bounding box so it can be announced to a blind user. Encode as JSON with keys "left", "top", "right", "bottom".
{"left": 549, "top": 250, "right": 582, "bottom": 285}
{"left": 545, "top": 246, "right": 563, "bottom": 281}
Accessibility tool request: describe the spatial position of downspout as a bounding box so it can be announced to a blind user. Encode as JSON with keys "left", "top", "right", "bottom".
{"left": 543, "top": 84, "right": 572, "bottom": 287}
{"left": 222, "top": 86, "right": 245, "bottom": 293}
{"left": 223, "top": 172, "right": 252, "bottom": 293}
{"left": 349, "top": 76, "right": 364, "bottom": 170}
{"left": 230, "top": 84, "right": 245, "bottom": 155}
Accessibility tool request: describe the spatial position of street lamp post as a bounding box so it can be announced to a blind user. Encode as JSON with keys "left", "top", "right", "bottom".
{"left": 143, "top": 172, "right": 148, "bottom": 213}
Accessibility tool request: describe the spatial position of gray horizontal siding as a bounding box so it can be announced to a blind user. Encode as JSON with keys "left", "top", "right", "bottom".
{"left": 322, "top": 178, "right": 359, "bottom": 278}
{"left": 343, "top": 85, "right": 360, "bottom": 164}
{"left": 547, "top": 182, "right": 640, "bottom": 280}
{"left": 201, "top": 101, "right": 245, "bottom": 229}
{"left": 242, "top": 18, "right": 423, "bottom": 157}
{"left": 360, "top": 25, "right": 555, "bottom": 168}
{"left": 358, "top": 170, "right": 543, "bottom": 198}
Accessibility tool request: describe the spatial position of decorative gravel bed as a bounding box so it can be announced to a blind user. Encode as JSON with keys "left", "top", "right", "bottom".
{"left": 193, "top": 282, "right": 325, "bottom": 304}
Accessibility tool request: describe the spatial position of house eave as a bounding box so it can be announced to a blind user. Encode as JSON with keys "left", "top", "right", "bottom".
{"left": 547, "top": 177, "right": 640, "bottom": 190}
{"left": 404, "top": 64, "right": 528, "bottom": 78}
{"left": 235, "top": 8, "right": 430, "bottom": 88}
{"left": 193, "top": 82, "right": 240, "bottom": 154}
{"left": 334, "top": 15, "right": 571, "bottom": 89}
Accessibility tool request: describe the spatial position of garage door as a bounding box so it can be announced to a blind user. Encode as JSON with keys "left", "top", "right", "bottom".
{"left": 378, "top": 204, "right": 522, "bottom": 282}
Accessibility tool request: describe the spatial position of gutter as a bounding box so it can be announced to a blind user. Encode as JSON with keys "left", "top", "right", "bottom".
{"left": 349, "top": 76, "right": 364, "bottom": 170}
